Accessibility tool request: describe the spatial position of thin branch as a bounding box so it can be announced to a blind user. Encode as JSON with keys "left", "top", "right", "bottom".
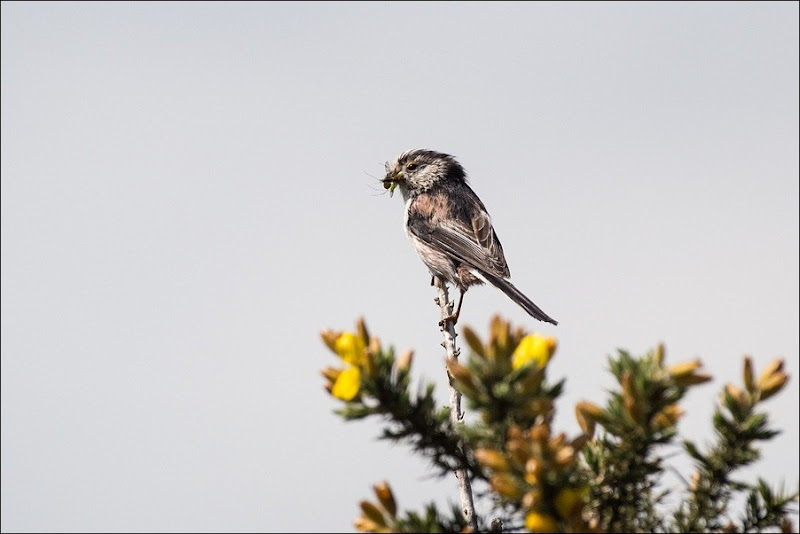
{"left": 433, "top": 276, "right": 478, "bottom": 532}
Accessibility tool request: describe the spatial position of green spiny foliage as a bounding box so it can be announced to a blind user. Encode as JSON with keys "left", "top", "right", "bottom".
{"left": 321, "top": 317, "right": 797, "bottom": 533}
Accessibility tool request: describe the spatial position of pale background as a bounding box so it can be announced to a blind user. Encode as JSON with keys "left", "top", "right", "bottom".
{"left": 2, "top": 2, "right": 798, "bottom": 532}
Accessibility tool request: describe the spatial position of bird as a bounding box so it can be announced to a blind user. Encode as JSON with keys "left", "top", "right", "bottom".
{"left": 382, "top": 149, "right": 557, "bottom": 326}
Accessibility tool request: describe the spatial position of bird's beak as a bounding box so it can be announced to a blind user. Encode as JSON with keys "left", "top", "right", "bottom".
{"left": 382, "top": 168, "right": 403, "bottom": 197}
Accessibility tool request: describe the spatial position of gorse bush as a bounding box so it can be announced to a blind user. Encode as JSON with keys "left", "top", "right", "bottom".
{"left": 320, "top": 316, "right": 797, "bottom": 533}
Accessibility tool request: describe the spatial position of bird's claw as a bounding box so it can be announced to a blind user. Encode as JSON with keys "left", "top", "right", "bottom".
{"left": 438, "top": 313, "right": 459, "bottom": 328}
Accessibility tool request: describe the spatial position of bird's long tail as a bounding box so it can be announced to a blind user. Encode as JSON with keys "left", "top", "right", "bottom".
{"left": 480, "top": 271, "right": 558, "bottom": 325}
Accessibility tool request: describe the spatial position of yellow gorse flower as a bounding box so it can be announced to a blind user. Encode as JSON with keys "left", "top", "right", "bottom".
{"left": 332, "top": 366, "right": 361, "bottom": 401}
{"left": 512, "top": 334, "right": 557, "bottom": 370}
{"left": 554, "top": 486, "right": 589, "bottom": 519}
{"left": 525, "top": 511, "right": 559, "bottom": 532}
{"left": 335, "top": 332, "right": 366, "bottom": 366}
{"left": 322, "top": 330, "right": 368, "bottom": 401}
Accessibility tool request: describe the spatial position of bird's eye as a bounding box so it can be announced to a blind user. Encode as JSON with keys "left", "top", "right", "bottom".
{"left": 406, "top": 162, "right": 418, "bottom": 171}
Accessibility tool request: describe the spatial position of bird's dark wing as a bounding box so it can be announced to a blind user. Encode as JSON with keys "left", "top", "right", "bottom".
{"left": 408, "top": 205, "right": 510, "bottom": 278}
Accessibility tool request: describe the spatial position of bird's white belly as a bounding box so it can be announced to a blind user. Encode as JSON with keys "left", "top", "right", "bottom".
{"left": 403, "top": 197, "right": 458, "bottom": 281}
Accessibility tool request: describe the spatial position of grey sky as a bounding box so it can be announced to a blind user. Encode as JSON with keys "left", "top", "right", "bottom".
{"left": 1, "top": 2, "right": 798, "bottom": 532}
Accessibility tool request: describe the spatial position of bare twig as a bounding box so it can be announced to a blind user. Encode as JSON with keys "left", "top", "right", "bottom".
{"left": 433, "top": 276, "right": 478, "bottom": 532}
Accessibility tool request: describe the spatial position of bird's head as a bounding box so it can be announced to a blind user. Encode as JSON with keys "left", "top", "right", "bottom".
{"left": 383, "top": 149, "right": 466, "bottom": 199}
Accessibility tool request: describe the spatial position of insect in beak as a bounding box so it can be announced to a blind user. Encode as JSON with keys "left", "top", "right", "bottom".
{"left": 383, "top": 169, "right": 403, "bottom": 197}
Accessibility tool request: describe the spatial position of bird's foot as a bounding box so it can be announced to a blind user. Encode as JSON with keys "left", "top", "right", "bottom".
{"left": 438, "top": 313, "right": 459, "bottom": 328}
